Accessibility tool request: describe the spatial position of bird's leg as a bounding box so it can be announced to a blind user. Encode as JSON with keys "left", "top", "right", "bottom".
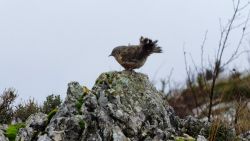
{"left": 128, "top": 69, "right": 136, "bottom": 74}
{"left": 124, "top": 68, "right": 135, "bottom": 74}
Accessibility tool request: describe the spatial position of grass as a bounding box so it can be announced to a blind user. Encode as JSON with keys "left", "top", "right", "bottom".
{"left": 214, "top": 76, "right": 250, "bottom": 101}
{"left": 5, "top": 123, "right": 25, "bottom": 141}
{"left": 235, "top": 106, "right": 250, "bottom": 134}
{"left": 208, "top": 119, "right": 236, "bottom": 141}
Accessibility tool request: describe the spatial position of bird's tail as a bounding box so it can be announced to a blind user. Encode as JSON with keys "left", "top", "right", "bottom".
{"left": 139, "top": 36, "right": 162, "bottom": 57}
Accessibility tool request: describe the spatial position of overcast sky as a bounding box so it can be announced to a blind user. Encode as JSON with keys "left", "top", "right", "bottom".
{"left": 0, "top": 0, "right": 250, "bottom": 103}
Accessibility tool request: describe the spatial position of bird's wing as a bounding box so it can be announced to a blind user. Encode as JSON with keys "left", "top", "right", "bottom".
{"left": 119, "top": 46, "right": 140, "bottom": 62}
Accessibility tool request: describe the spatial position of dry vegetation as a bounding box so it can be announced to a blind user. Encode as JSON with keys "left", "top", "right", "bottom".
{"left": 0, "top": 90, "right": 62, "bottom": 124}
{"left": 166, "top": 0, "right": 250, "bottom": 137}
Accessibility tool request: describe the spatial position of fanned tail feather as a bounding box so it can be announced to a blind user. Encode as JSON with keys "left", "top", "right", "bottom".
{"left": 139, "top": 36, "right": 162, "bottom": 57}
{"left": 153, "top": 47, "right": 162, "bottom": 53}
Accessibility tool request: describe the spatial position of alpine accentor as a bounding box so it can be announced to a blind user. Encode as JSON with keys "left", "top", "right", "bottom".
{"left": 109, "top": 36, "right": 162, "bottom": 70}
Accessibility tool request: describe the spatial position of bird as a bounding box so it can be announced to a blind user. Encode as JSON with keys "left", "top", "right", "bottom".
{"left": 109, "top": 36, "right": 162, "bottom": 71}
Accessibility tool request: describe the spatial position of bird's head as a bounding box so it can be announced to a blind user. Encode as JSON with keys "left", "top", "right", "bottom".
{"left": 109, "top": 47, "right": 120, "bottom": 57}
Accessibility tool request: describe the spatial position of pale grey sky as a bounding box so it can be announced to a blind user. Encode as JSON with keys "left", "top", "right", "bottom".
{"left": 0, "top": 0, "right": 249, "bottom": 103}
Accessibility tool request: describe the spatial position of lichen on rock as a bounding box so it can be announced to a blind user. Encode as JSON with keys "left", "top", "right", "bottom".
{"left": 81, "top": 71, "right": 179, "bottom": 140}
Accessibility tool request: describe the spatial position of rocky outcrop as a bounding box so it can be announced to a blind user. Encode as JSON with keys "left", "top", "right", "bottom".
{"left": 81, "top": 71, "right": 180, "bottom": 140}
{"left": 12, "top": 71, "right": 241, "bottom": 140}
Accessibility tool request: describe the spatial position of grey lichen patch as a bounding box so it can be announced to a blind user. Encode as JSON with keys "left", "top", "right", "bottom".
{"left": 95, "top": 71, "right": 153, "bottom": 95}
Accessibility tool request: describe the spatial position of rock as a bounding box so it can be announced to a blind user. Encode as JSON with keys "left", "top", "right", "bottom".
{"left": 243, "top": 131, "right": 250, "bottom": 139}
{"left": 112, "top": 126, "right": 130, "bottom": 141}
{"left": 182, "top": 116, "right": 210, "bottom": 137}
{"left": 37, "top": 134, "right": 52, "bottom": 141}
{"left": 239, "top": 131, "right": 250, "bottom": 141}
{"left": 43, "top": 82, "right": 85, "bottom": 141}
{"left": 15, "top": 127, "right": 34, "bottom": 141}
{"left": 0, "top": 129, "right": 9, "bottom": 141}
{"left": 81, "top": 71, "right": 178, "bottom": 140}
{"left": 197, "top": 135, "right": 207, "bottom": 141}
{"left": 26, "top": 112, "right": 47, "bottom": 131}
{"left": 16, "top": 113, "right": 47, "bottom": 141}
{"left": 0, "top": 124, "right": 8, "bottom": 131}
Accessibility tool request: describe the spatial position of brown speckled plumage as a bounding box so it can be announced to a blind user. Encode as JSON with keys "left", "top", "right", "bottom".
{"left": 109, "top": 36, "right": 162, "bottom": 70}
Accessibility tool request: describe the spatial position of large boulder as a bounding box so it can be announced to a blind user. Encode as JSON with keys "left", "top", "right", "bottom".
{"left": 31, "top": 71, "right": 181, "bottom": 141}
{"left": 81, "top": 71, "right": 179, "bottom": 140}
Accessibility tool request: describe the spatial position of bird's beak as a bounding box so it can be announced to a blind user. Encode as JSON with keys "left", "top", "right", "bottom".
{"left": 109, "top": 54, "right": 112, "bottom": 57}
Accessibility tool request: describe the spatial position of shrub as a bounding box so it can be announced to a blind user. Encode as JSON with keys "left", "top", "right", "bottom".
{"left": 0, "top": 88, "right": 17, "bottom": 124}
{"left": 14, "top": 98, "right": 40, "bottom": 122}
{"left": 41, "top": 94, "right": 62, "bottom": 114}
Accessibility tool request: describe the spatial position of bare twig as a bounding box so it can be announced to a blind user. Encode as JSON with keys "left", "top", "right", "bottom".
{"left": 223, "top": 11, "right": 250, "bottom": 67}
{"left": 160, "top": 68, "right": 174, "bottom": 94}
{"left": 152, "top": 60, "right": 166, "bottom": 84}
{"left": 183, "top": 46, "right": 199, "bottom": 115}
{"left": 201, "top": 31, "right": 209, "bottom": 89}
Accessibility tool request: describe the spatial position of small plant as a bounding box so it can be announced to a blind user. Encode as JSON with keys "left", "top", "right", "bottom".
{"left": 79, "top": 120, "right": 85, "bottom": 129}
{"left": 47, "top": 108, "right": 58, "bottom": 123}
{"left": 5, "top": 123, "right": 25, "bottom": 141}
{"left": 76, "top": 94, "right": 84, "bottom": 112}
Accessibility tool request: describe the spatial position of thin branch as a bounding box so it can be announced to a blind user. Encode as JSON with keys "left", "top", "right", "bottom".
{"left": 152, "top": 60, "right": 166, "bottom": 84}
{"left": 238, "top": 1, "right": 250, "bottom": 11}
{"left": 217, "top": 20, "right": 226, "bottom": 60}
{"left": 232, "top": 0, "right": 236, "bottom": 11}
{"left": 201, "top": 31, "right": 208, "bottom": 71}
{"left": 200, "top": 31, "right": 210, "bottom": 90}
{"left": 218, "top": 0, "right": 240, "bottom": 63}
{"left": 161, "top": 68, "right": 174, "bottom": 94}
{"left": 223, "top": 10, "right": 250, "bottom": 67}
{"left": 183, "top": 46, "right": 199, "bottom": 114}
{"left": 189, "top": 53, "right": 199, "bottom": 74}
